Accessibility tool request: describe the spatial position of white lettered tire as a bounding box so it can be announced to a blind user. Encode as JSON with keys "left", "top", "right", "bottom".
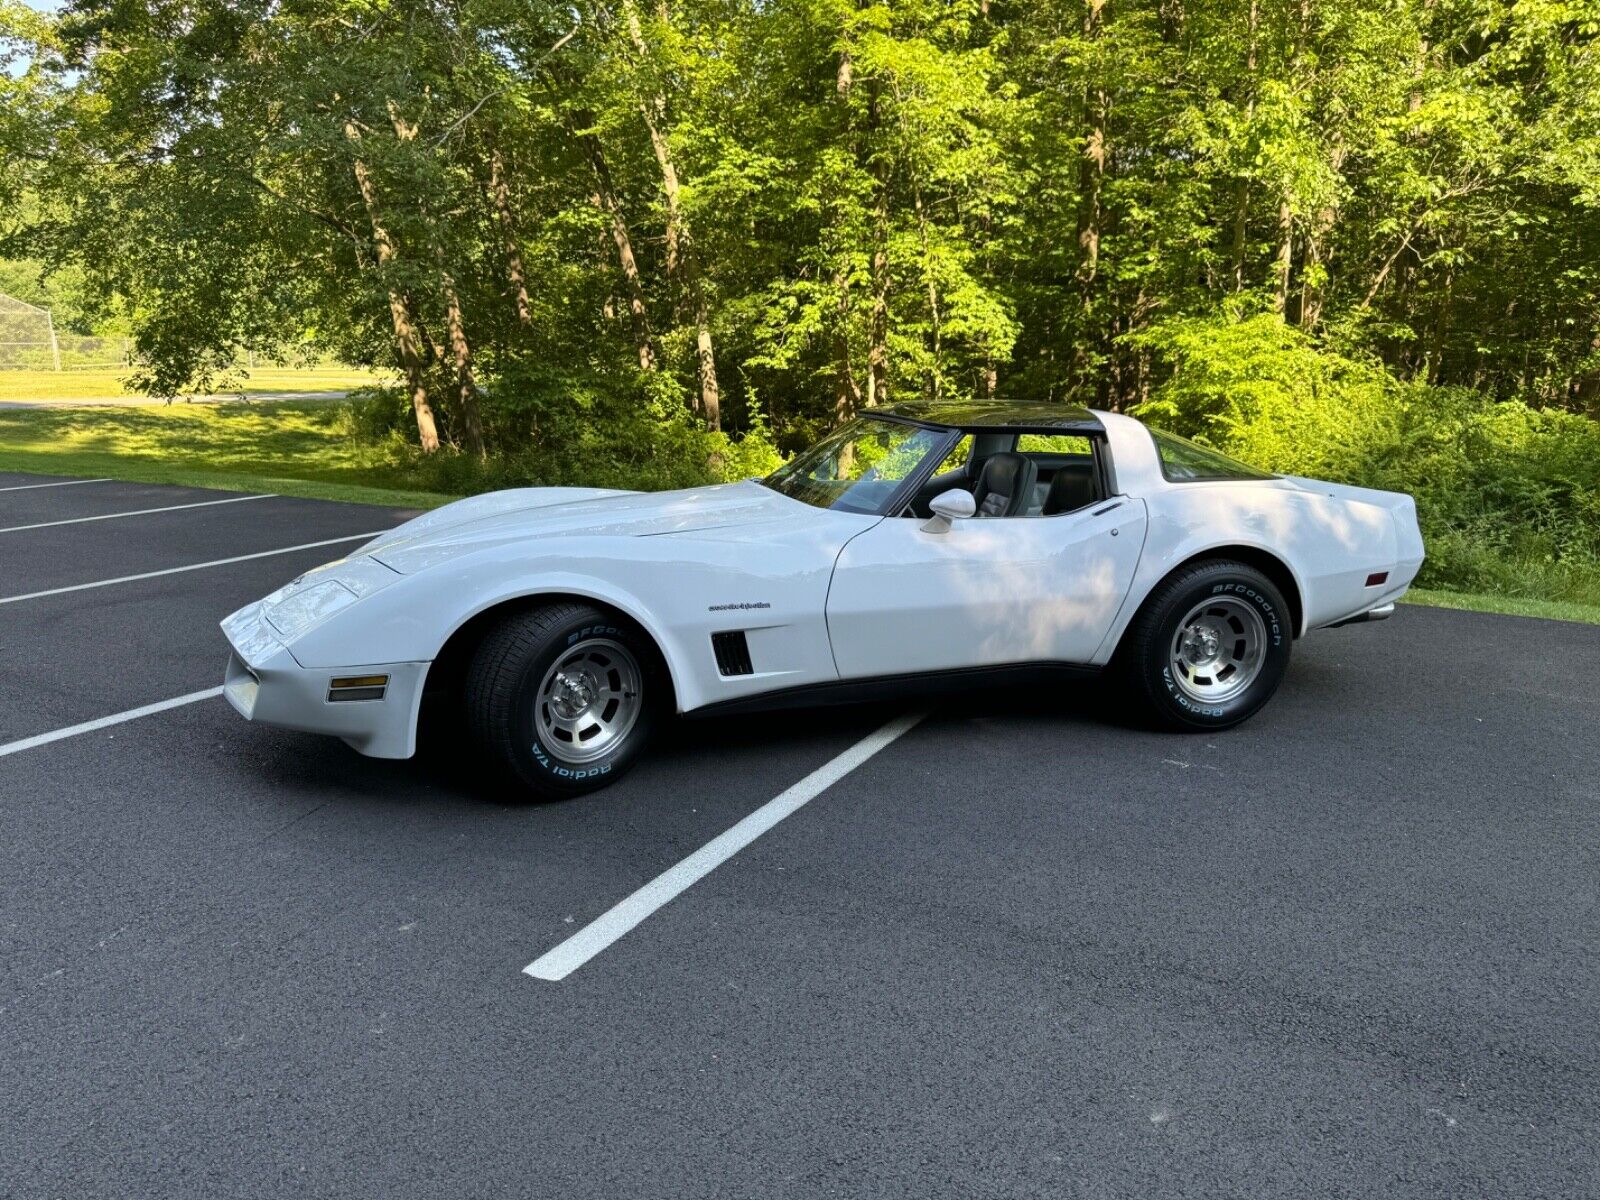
{"left": 1121, "top": 561, "right": 1292, "bottom": 730}
{"left": 465, "top": 602, "right": 663, "bottom": 798}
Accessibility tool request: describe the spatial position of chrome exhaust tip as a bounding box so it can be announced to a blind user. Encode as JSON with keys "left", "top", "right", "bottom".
{"left": 1329, "top": 602, "right": 1396, "bottom": 628}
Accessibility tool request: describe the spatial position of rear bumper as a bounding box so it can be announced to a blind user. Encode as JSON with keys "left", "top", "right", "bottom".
{"left": 221, "top": 603, "right": 427, "bottom": 759}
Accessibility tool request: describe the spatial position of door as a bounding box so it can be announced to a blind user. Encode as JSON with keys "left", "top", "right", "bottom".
{"left": 824, "top": 498, "right": 1147, "bottom": 678}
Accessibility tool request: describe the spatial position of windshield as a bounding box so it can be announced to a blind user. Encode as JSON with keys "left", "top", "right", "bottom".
{"left": 762, "top": 417, "right": 950, "bottom": 513}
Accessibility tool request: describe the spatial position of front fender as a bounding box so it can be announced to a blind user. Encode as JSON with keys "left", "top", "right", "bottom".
{"left": 285, "top": 564, "right": 688, "bottom": 695}
{"left": 283, "top": 529, "right": 853, "bottom": 713}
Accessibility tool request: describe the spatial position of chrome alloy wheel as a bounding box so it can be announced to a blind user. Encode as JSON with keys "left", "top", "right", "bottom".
{"left": 534, "top": 638, "right": 643, "bottom": 765}
{"left": 1168, "top": 596, "right": 1268, "bottom": 704}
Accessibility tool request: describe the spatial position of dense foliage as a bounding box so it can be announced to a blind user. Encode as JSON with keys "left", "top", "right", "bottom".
{"left": 1135, "top": 310, "right": 1600, "bottom": 601}
{"left": 3, "top": 0, "right": 1599, "bottom": 598}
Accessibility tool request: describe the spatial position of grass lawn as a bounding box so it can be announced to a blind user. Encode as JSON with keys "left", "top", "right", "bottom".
{"left": 0, "top": 365, "right": 390, "bottom": 403}
{"left": 1402, "top": 587, "right": 1600, "bottom": 626}
{"left": 0, "top": 400, "right": 452, "bottom": 508}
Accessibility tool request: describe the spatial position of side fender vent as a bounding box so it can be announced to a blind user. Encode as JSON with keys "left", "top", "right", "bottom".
{"left": 712, "top": 631, "right": 754, "bottom": 677}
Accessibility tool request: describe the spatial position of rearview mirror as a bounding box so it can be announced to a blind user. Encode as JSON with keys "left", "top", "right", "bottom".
{"left": 922, "top": 488, "right": 976, "bottom": 534}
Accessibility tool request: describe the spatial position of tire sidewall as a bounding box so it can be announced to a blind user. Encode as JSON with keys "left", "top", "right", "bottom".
{"left": 1146, "top": 567, "right": 1291, "bottom": 729}
{"left": 504, "top": 614, "right": 660, "bottom": 794}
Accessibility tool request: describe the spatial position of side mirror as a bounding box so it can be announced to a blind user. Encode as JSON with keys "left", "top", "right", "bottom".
{"left": 922, "top": 488, "right": 976, "bottom": 534}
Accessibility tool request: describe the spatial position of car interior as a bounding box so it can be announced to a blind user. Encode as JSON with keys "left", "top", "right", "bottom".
{"left": 904, "top": 432, "right": 1106, "bottom": 519}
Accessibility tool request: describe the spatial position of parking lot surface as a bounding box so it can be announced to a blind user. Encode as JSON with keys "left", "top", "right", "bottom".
{"left": 1, "top": 470, "right": 1597, "bottom": 1198}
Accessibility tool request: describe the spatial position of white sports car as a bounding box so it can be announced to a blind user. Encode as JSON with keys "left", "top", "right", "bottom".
{"left": 222, "top": 402, "right": 1424, "bottom": 797}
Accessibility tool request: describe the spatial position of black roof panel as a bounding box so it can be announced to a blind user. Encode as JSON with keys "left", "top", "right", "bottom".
{"left": 875, "top": 400, "right": 1104, "bottom": 433}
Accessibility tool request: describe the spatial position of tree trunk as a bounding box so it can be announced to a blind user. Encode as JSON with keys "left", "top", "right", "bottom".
{"left": 1076, "top": 0, "right": 1107, "bottom": 290}
{"left": 692, "top": 309, "right": 720, "bottom": 430}
{"left": 1076, "top": 0, "right": 1108, "bottom": 385}
{"left": 866, "top": 75, "right": 890, "bottom": 408}
{"left": 384, "top": 102, "right": 485, "bottom": 454}
{"left": 579, "top": 123, "right": 657, "bottom": 372}
{"left": 489, "top": 146, "right": 533, "bottom": 328}
{"left": 833, "top": 274, "right": 862, "bottom": 428}
{"left": 621, "top": 0, "right": 720, "bottom": 429}
{"left": 1410, "top": 0, "right": 1437, "bottom": 113}
{"left": 1272, "top": 198, "right": 1293, "bottom": 314}
{"left": 1230, "top": 0, "right": 1259, "bottom": 292}
{"left": 441, "top": 273, "right": 486, "bottom": 459}
{"left": 830, "top": 31, "right": 861, "bottom": 426}
{"left": 1574, "top": 326, "right": 1600, "bottom": 417}
{"left": 1300, "top": 234, "right": 1325, "bottom": 328}
{"left": 1299, "top": 146, "right": 1344, "bottom": 329}
{"left": 914, "top": 183, "right": 942, "bottom": 398}
{"left": 1230, "top": 185, "right": 1250, "bottom": 291}
{"left": 404, "top": 293, "right": 447, "bottom": 372}
{"left": 1425, "top": 267, "right": 1453, "bottom": 384}
{"left": 344, "top": 122, "right": 439, "bottom": 453}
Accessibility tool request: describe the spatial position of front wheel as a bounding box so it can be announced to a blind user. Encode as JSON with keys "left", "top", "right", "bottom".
{"left": 464, "top": 603, "right": 663, "bottom": 799}
{"left": 1120, "top": 561, "right": 1292, "bottom": 731}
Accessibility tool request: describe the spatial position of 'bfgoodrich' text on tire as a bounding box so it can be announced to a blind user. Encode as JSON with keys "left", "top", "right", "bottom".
{"left": 1120, "top": 560, "right": 1292, "bottom": 731}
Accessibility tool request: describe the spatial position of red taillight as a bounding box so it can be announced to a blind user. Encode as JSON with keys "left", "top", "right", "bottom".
{"left": 1365, "top": 571, "right": 1389, "bottom": 587}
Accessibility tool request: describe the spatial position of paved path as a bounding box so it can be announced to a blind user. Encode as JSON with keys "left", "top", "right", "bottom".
{"left": 1, "top": 471, "right": 1596, "bottom": 1199}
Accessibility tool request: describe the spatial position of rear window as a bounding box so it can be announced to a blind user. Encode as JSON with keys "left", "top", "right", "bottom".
{"left": 1150, "top": 429, "right": 1275, "bottom": 482}
{"left": 1016, "top": 433, "right": 1093, "bottom": 457}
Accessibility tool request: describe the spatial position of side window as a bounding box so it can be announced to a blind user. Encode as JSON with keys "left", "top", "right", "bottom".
{"left": 1016, "top": 433, "right": 1100, "bottom": 516}
{"left": 1149, "top": 428, "right": 1274, "bottom": 482}
{"left": 932, "top": 434, "right": 973, "bottom": 476}
{"left": 897, "top": 434, "right": 973, "bottom": 519}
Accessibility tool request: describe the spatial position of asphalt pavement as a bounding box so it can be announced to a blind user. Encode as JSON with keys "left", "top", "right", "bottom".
{"left": 1, "top": 470, "right": 1596, "bottom": 1198}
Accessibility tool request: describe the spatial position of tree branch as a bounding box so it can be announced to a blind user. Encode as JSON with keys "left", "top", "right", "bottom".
{"left": 429, "top": 24, "right": 580, "bottom": 150}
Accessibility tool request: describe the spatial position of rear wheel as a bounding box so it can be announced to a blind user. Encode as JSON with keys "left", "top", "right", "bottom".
{"left": 1120, "top": 561, "right": 1292, "bottom": 730}
{"left": 464, "top": 603, "right": 663, "bottom": 798}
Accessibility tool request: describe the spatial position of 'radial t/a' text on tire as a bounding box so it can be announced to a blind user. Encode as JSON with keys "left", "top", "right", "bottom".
{"left": 464, "top": 602, "right": 663, "bottom": 798}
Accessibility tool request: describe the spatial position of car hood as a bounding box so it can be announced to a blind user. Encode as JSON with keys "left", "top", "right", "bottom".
{"left": 363, "top": 480, "right": 813, "bottom": 574}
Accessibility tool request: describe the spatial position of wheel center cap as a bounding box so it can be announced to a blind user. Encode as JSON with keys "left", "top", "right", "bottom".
{"left": 551, "top": 671, "right": 597, "bottom": 719}
{"left": 1183, "top": 624, "right": 1222, "bottom": 664}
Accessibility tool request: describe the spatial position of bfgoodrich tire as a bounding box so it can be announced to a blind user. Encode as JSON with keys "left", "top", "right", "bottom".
{"left": 464, "top": 603, "right": 664, "bottom": 799}
{"left": 1120, "top": 561, "right": 1292, "bottom": 731}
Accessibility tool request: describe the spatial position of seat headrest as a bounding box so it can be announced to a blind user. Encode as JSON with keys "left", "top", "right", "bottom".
{"left": 1044, "top": 465, "right": 1098, "bottom": 515}
{"left": 975, "top": 452, "right": 1036, "bottom": 517}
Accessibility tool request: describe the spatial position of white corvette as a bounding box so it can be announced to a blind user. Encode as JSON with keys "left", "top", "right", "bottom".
{"left": 222, "top": 402, "right": 1423, "bottom": 797}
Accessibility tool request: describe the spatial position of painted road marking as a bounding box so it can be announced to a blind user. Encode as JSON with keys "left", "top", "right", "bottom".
{"left": 523, "top": 711, "right": 926, "bottom": 982}
{"left": 0, "top": 531, "right": 389, "bottom": 605}
{"left": 0, "top": 477, "right": 114, "bottom": 493}
{"left": 0, "top": 688, "right": 224, "bottom": 760}
{"left": 0, "top": 493, "right": 274, "bottom": 535}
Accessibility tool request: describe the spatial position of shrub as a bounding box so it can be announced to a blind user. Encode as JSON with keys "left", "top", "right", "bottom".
{"left": 341, "top": 368, "right": 783, "bottom": 496}
{"left": 1130, "top": 309, "right": 1600, "bottom": 603}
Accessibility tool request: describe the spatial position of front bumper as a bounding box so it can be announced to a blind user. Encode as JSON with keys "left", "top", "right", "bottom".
{"left": 221, "top": 602, "right": 428, "bottom": 760}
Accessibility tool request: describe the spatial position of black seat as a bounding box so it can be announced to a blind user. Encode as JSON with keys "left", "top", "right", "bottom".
{"left": 1043, "top": 464, "right": 1098, "bottom": 515}
{"left": 971, "top": 452, "right": 1037, "bottom": 518}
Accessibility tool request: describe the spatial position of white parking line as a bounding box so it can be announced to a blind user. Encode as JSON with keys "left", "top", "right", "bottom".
{"left": 0, "top": 531, "right": 389, "bottom": 605}
{"left": 0, "top": 493, "right": 274, "bottom": 535}
{"left": 0, "top": 687, "right": 224, "bottom": 760}
{"left": 523, "top": 710, "right": 926, "bottom": 982}
{"left": 0, "top": 477, "right": 114, "bottom": 493}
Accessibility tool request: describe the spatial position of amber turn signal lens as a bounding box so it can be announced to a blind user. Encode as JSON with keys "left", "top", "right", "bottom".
{"left": 330, "top": 675, "right": 389, "bottom": 689}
